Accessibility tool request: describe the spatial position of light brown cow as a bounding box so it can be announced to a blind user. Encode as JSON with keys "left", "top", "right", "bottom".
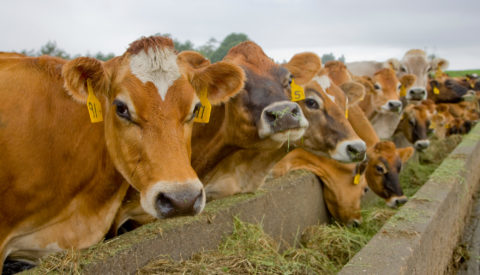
{"left": 393, "top": 103, "right": 431, "bottom": 150}
{"left": 271, "top": 148, "right": 368, "bottom": 225}
{"left": 0, "top": 36, "right": 245, "bottom": 269}
{"left": 325, "top": 63, "right": 415, "bottom": 207}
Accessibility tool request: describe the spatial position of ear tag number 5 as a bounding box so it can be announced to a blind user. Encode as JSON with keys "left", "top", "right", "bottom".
{"left": 194, "top": 88, "right": 212, "bottom": 123}
{"left": 86, "top": 79, "right": 103, "bottom": 123}
{"left": 291, "top": 78, "right": 305, "bottom": 102}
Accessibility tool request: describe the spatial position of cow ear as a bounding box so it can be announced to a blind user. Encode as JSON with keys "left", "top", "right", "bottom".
{"left": 385, "top": 58, "right": 401, "bottom": 71}
{"left": 431, "top": 58, "right": 449, "bottom": 71}
{"left": 397, "top": 146, "right": 414, "bottom": 163}
{"left": 178, "top": 51, "right": 245, "bottom": 105}
{"left": 62, "top": 57, "right": 109, "bottom": 103}
{"left": 400, "top": 74, "right": 416, "bottom": 89}
{"left": 340, "top": 81, "right": 365, "bottom": 106}
{"left": 284, "top": 52, "right": 322, "bottom": 85}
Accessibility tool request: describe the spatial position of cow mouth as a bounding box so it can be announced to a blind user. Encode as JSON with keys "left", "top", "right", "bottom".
{"left": 269, "top": 127, "right": 306, "bottom": 143}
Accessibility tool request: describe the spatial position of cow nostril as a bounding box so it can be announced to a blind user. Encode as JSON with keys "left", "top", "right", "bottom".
{"left": 346, "top": 143, "right": 367, "bottom": 161}
{"left": 156, "top": 193, "right": 175, "bottom": 218}
{"left": 291, "top": 106, "right": 300, "bottom": 117}
{"left": 265, "top": 111, "right": 277, "bottom": 123}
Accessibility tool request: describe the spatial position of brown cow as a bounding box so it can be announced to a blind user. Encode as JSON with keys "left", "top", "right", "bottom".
{"left": 325, "top": 64, "right": 415, "bottom": 207}
{"left": 393, "top": 103, "right": 431, "bottom": 150}
{"left": 191, "top": 42, "right": 310, "bottom": 200}
{"left": 0, "top": 36, "right": 245, "bottom": 269}
{"left": 271, "top": 148, "right": 368, "bottom": 225}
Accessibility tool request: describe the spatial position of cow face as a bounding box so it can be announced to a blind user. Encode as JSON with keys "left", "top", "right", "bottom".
{"left": 294, "top": 76, "right": 366, "bottom": 163}
{"left": 396, "top": 104, "right": 431, "bottom": 150}
{"left": 365, "top": 141, "right": 414, "bottom": 207}
{"left": 62, "top": 36, "right": 244, "bottom": 219}
{"left": 219, "top": 42, "right": 309, "bottom": 149}
{"left": 428, "top": 78, "right": 469, "bottom": 103}
{"left": 320, "top": 160, "right": 368, "bottom": 225}
{"left": 389, "top": 49, "right": 448, "bottom": 101}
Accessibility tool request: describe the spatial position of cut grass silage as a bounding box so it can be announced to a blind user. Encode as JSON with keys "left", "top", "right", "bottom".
{"left": 138, "top": 135, "right": 462, "bottom": 274}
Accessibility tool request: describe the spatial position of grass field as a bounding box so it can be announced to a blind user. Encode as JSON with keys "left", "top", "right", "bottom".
{"left": 445, "top": 69, "right": 480, "bottom": 77}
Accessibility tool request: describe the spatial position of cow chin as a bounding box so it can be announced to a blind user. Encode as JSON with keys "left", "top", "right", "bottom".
{"left": 140, "top": 179, "right": 206, "bottom": 219}
{"left": 269, "top": 128, "right": 306, "bottom": 143}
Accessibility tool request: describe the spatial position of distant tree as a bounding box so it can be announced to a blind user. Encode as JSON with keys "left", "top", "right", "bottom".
{"left": 321, "top": 53, "right": 346, "bottom": 63}
{"left": 91, "top": 52, "right": 115, "bottom": 61}
{"left": 428, "top": 53, "right": 436, "bottom": 61}
{"left": 210, "top": 33, "right": 249, "bottom": 63}
{"left": 197, "top": 37, "right": 218, "bottom": 60}
{"left": 39, "top": 41, "right": 71, "bottom": 59}
{"left": 174, "top": 40, "right": 195, "bottom": 52}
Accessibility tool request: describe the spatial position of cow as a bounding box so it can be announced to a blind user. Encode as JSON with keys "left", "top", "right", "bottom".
{"left": 428, "top": 77, "right": 471, "bottom": 103}
{"left": 0, "top": 36, "right": 245, "bottom": 270}
{"left": 393, "top": 103, "right": 431, "bottom": 150}
{"left": 355, "top": 69, "right": 416, "bottom": 139}
{"left": 325, "top": 63, "right": 415, "bottom": 207}
{"left": 347, "top": 49, "right": 449, "bottom": 101}
{"left": 271, "top": 148, "right": 368, "bottom": 225}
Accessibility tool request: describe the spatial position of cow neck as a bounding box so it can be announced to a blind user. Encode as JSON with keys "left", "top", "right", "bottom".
{"left": 191, "top": 103, "right": 239, "bottom": 179}
{"left": 347, "top": 105, "right": 380, "bottom": 148}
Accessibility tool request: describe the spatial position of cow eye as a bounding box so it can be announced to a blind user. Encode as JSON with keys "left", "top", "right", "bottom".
{"left": 397, "top": 83, "right": 402, "bottom": 90}
{"left": 305, "top": 98, "right": 319, "bottom": 109}
{"left": 187, "top": 102, "right": 202, "bottom": 122}
{"left": 374, "top": 83, "right": 381, "bottom": 90}
{"left": 427, "top": 66, "right": 432, "bottom": 72}
{"left": 114, "top": 100, "right": 131, "bottom": 121}
{"left": 375, "top": 165, "right": 385, "bottom": 174}
{"left": 400, "top": 66, "right": 407, "bottom": 73}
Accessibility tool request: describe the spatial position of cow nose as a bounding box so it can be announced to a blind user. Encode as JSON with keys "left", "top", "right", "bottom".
{"left": 346, "top": 141, "right": 367, "bottom": 162}
{"left": 387, "top": 100, "right": 402, "bottom": 112}
{"left": 395, "top": 197, "right": 408, "bottom": 206}
{"left": 262, "top": 101, "right": 306, "bottom": 133}
{"left": 408, "top": 88, "right": 427, "bottom": 100}
{"left": 348, "top": 218, "right": 362, "bottom": 227}
{"left": 156, "top": 189, "right": 204, "bottom": 218}
{"left": 414, "top": 139, "right": 430, "bottom": 151}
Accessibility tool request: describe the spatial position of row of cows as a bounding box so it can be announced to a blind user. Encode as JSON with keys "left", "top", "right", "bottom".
{"left": 0, "top": 35, "right": 478, "bottom": 272}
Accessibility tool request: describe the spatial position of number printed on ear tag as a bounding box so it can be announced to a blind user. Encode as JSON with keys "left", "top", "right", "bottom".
{"left": 193, "top": 88, "right": 212, "bottom": 123}
{"left": 291, "top": 78, "right": 305, "bottom": 102}
{"left": 86, "top": 79, "right": 103, "bottom": 123}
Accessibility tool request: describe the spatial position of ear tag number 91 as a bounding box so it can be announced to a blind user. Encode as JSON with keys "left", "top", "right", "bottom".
{"left": 291, "top": 78, "right": 305, "bottom": 102}
{"left": 86, "top": 79, "right": 103, "bottom": 123}
{"left": 194, "top": 88, "right": 212, "bottom": 123}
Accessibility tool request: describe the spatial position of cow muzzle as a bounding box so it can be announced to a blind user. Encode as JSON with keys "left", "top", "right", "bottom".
{"left": 331, "top": 139, "right": 367, "bottom": 163}
{"left": 414, "top": 139, "right": 430, "bottom": 151}
{"left": 141, "top": 179, "right": 206, "bottom": 219}
{"left": 382, "top": 100, "right": 403, "bottom": 113}
{"left": 407, "top": 87, "right": 427, "bottom": 101}
{"left": 258, "top": 101, "right": 309, "bottom": 142}
{"left": 386, "top": 195, "right": 408, "bottom": 208}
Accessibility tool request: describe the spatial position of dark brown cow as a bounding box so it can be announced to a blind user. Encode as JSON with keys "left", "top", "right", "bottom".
{"left": 191, "top": 42, "right": 310, "bottom": 200}
{"left": 0, "top": 36, "right": 245, "bottom": 269}
{"left": 394, "top": 104, "right": 431, "bottom": 150}
{"left": 428, "top": 78, "right": 471, "bottom": 103}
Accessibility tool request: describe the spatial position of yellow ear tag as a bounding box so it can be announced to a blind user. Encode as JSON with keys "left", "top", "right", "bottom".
{"left": 470, "top": 82, "right": 475, "bottom": 89}
{"left": 345, "top": 108, "right": 349, "bottom": 119}
{"left": 429, "top": 121, "right": 436, "bottom": 129}
{"left": 353, "top": 173, "right": 360, "bottom": 185}
{"left": 86, "top": 79, "right": 103, "bottom": 123}
{"left": 290, "top": 78, "right": 305, "bottom": 102}
{"left": 444, "top": 123, "right": 450, "bottom": 129}
{"left": 435, "top": 68, "right": 443, "bottom": 79}
{"left": 400, "top": 85, "right": 407, "bottom": 97}
{"left": 345, "top": 96, "right": 349, "bottom": 119}
{"left": 193, "top": 88, "right": 212, "bottom": 123}
{"left": 433, "top": 85, "right": 440, "bottom": 95}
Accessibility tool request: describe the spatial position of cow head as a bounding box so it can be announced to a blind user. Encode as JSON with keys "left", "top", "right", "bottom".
{"left": 428, "top": 78, "right": 469, "bottom": 103}
{"left": 388, "top": 49, "right": 449, "bottom": 101}
{"left": 62, "top": 36, "right": 244, "bottom": 219}
{"left": 219, "top": 41, "right": 309, "bottom": 149}
{"left": 396, "top": 104, "right": 431, "bottom": 150}
{"left": 365, "top": 141, "right": 414, "bottom": 207}
{"left": 285, "top": 54, "right": 366, "bottom": 163}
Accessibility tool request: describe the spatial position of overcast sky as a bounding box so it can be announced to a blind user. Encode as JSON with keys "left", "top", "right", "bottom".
{"left": 1, "top": 0, "right": 479, "bottom": 70}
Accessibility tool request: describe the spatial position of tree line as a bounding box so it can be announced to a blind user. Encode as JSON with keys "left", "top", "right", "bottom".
{"left": 19, "top": 32, "right": 346, "bottom": 63}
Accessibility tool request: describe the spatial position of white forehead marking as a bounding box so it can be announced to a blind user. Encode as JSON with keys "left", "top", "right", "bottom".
{"left": 313, "top": 75, "right": 331, "bottom": 91}
{"left": 129, "top": 47, "right": 180, "bottom": 100}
